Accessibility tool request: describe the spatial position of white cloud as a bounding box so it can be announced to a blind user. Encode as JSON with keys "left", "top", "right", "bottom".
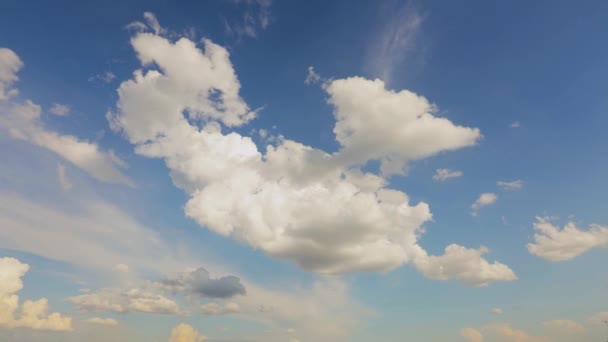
{"left": 498, "top": 180, "right": 523, "bottom": 191}
{"left": 70, "top": 287, "right": 183, "bottom": 315}
{"left": 412, "top": 244, "right": 516, "bottom": 287}
{"left": 49, "top": 103, "right": 70, "bottom": 116}
{"left": 169, "top": 323, "right": 207, "bottom": 342}
{"left": 492, "top": 308, "right": 503, "bottom": 315}
{"left": 327, "top": 77, "right": 481, "bottom": 176}
{"left": 112, "top": 264, "right": 129, "bottom": 273}
{"left": 0, "top": 49, "right": 133, "bottom": 187}
{"left": 57, "top": 163, "right": 72, "bottom": 190}
{"left": 0, "top": 257, "right": 72, "bottom": 331}
{"left": 543, "top": 320, "right": 585, "bottom": 334}
{"left": 0, "top": 48, "right": 23, "bottom": 100}
{"left": 433, "top": 168, "right": 463, "bottom": 181}
{"left": 200, "top": 302, "right": 240, "bottom": 315}
{"left": 484, "top": 323, "right": 549, "bottom": 342}
{"left": 224, "top": 1, "right": 273, "bottom": 39}
{"left": 88, "top": 71, "right": 116, "bottom": 84}
{"left": 510, "top": 121, "right": 521, "bottom": 128}
{"left": 461, "top": 327, "right": 483, "bottom": 342}
{"left": 85, "top": 317, "right": 118, "bottom": 326}
{"left": 304, "top": 66, "right": 321, "bottom": 85}
{"left": 471, "top": 193, "right": 497, "bottom": 215}
{"left": 527, "top": 217, "right": 608, "bottom": 261}
{"left": 108, "top": 28, "right": 513, "bottom": 285}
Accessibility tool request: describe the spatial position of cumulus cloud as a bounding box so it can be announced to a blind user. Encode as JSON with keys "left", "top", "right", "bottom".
{"left": 70, "top": 287, "right": 182, "bottom": 315}
{"left": 471, "top": 193, "right": 497, "bottom": 215}
{"left": 200, "top": 302, "right": 240, "bottom": 315}
{"left": 85, "top": 317, "right": 118, "bottom": 326}
{"left": 169, "top": 323, "right": 207, "bottom": 342}
{"left": 543, "top": 320, "right": 585, "bottom": 334}
{"left": 326, "top": 77, "right": 481, "bottom": 176}
{"left": 0, "top": 49, "right": 133, "bottom": 186}
{"left": 107, "top": 20, "right": 513, "bottom": 285}
{"left": 461, "top": 327, "right": 483, "bottom": 342}
{"left": 527, "top": 217, "right": 608, "bottom": 261}
{"left": 0, "top": 48, "right": 23, "bottom": 100}
{"left": 0, "top": 257, "right": 72, "bottom": 331}
{"left": 160, "top": 267, "right": 246, "bottom": 299}
{"left": 497, "top": 180, "right": 523, "bottom": 191}
{"left": 433, "top": 168, "right": 463, "bottom": 181}
{"left": 304, "top": 66, "right": 322, "bottom": 85}
{"left": 49, "top": 103, "right": 70, "bottom": 116}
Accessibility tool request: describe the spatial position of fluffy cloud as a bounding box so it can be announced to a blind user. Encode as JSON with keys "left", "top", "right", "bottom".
{"left": 85, "top": 317, "right": 119, "bottom": 326}
{"left": 169, "top": 323, "right": 206, "bottom": 342}
{"left": 543, "top": 320, "right": 585, "bottom": 334}
{"left": 0, "top": 48, "right": 22, "bottom": 99}
{"left": 161, "top": 267, "right": 246, "bottom": 298}
{"left": 484, "top": 323, "right": 549, "bottom": 342}
{"left": 497, "top": 180, "right": 523, "bottom": 191}
{"left": 433, "top": 168, "right": 463, "bottom": 181}
{"left": 200, "top": 302, "right": 240, "bottom": 315}
{"left": 326, "top": 77, "right": 481, "bottom": 176}
{"left": 108, "top": 19, "right": 513, "bottom": 285}
{"left": 70, "top": 287, "right": 182, "bottom": 315}
{"left": 461, "top": 327, "right": 483, "bottom": 342}
{"left": 411, "top": 244, "right": 516, "bottom": 287}
{"left": 49, "top": 103, "right": 70, "bottom": 116}
{"left": 0, "top": 257, "right": 72, "bottom": 331}
{"left": 527, "top": 217, "right": 608, "bottom": 261}
{"left": 0, "top": 49, "right": 133, "bottom": 186}
{"left": 471, "top": 193, "right": 497, "bottom": 215}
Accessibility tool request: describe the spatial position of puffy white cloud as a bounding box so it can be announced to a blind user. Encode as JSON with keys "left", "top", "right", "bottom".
{"left": 70, "top": 287, "right": 182, "bottom": 315}
{"left": 108, "top": 27, "right": 513, "bottom": 285}
{"left": 200, "top": 302, "right": 240, "bottom": 315}
{"left": 461, "top": 327, "right": 483, "bottom": 342}
{"left": 492, "top": 308, "right": 503, "bottom": 315}
{"left": 484, "top": 323, "right": 549, "bottom": 342}
{"left": 527, "top": 217, "right": 608, "bottom": 261}
{"left": 411, "top": 244, "right": 517, "bottom": 287}
{"left": 497, "top": 180, "right": 523, "bottom": 191}
{"left": 0, "top": 48, "right": 22, "bottom": 100}
{"left": 543, "top": 320, "right": 585, "bottom": 334}
{"left": 49, "top": 103, "right": 70, "bottom": 116}
{"left": 433, "top": 168, "right": 463, "bottom": 181}
{"left": 0, "top": 49, "right": 133, "bottom": 186}
{"left": 304, "top": 66, "right": 321, "bottom": 85}
{"left": 169, "top": 323, "right": 206, "bottom": 342}
{"left": 0, "top": 257, "right": 72, "bottom": 331}
{"left": 326, "top": 77, "right": 481, "bottom": 176}
{"left": 471, "top": 193, "right": 497, "bottom": 215}
{"left": 85, "top": 317, "right": 118, "bottom": 326}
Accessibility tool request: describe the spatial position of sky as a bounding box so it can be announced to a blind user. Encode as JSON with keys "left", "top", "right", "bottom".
{"left": 1, "top": 1, "right": 608, "bottom": 341}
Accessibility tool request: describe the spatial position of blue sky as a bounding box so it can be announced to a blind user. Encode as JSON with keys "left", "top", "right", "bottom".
{"left": 1, "top": 1, "right": 608, "bottom": 341}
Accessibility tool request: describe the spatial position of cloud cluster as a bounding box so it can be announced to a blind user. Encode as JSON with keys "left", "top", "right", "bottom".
{"left": 70, "top": 287, "right": 182, "bottom": 315}
{"left": 0, "top": 257, "right": 72, "bottom": 331}
{"left": 107, "top": 19, "right": 514, "bottom": 285}
{"left": 0, "top": 49, "right": 133, "bottom": 186}
{"left": 169, "top": 323, "right": 206, "bottom": 342}
{"left": 527, "top": 217, "right": 608, "bottom": 261}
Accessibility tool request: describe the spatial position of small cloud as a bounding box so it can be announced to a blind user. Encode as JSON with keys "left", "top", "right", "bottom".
{"left": 88, "top": 71, "right": 116, "bottom": 84}
{"left": 169, "top": 323, "right": 207, "bottom": 342}
{"left": 224, "top": 0, "right": 273, "bottom": 40}
{"left": 200, "top": 302, "right": 240, "bottom": 315}
{"left": 49, "top": 103, "right": 70, "bottom": 116}
{"left": 510, "top": 121, "right": 521, "bottom": 128}
{"left": 57, "top": 163, "right": 72, "bottom": 190}
{"left": 112, "top": 263, "right": 129, "bottom": 273}
{"left": 543, "top": 320, "right": 584, "bottom": 334}
{"left": 433, "top": 168, "right": 462, "bottom": 182}
{"left": 471, "top": 193, "right": 497, "bottom": 216}
{"left": 85, "top": 317, "right": 119, "bottom": 326}
{"left": 491, "top": 308, "right": 503, "bottom": 315}
{"left": 497, "top": 180, "right": 523, "bottom": 191}
{"left": 305, "top": 66, "right": 322, "bottom": 85}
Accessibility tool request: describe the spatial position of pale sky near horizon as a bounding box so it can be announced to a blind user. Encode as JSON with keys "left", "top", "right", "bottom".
{"left": 1, "top": 1, "right": 608, "bottom": 341}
